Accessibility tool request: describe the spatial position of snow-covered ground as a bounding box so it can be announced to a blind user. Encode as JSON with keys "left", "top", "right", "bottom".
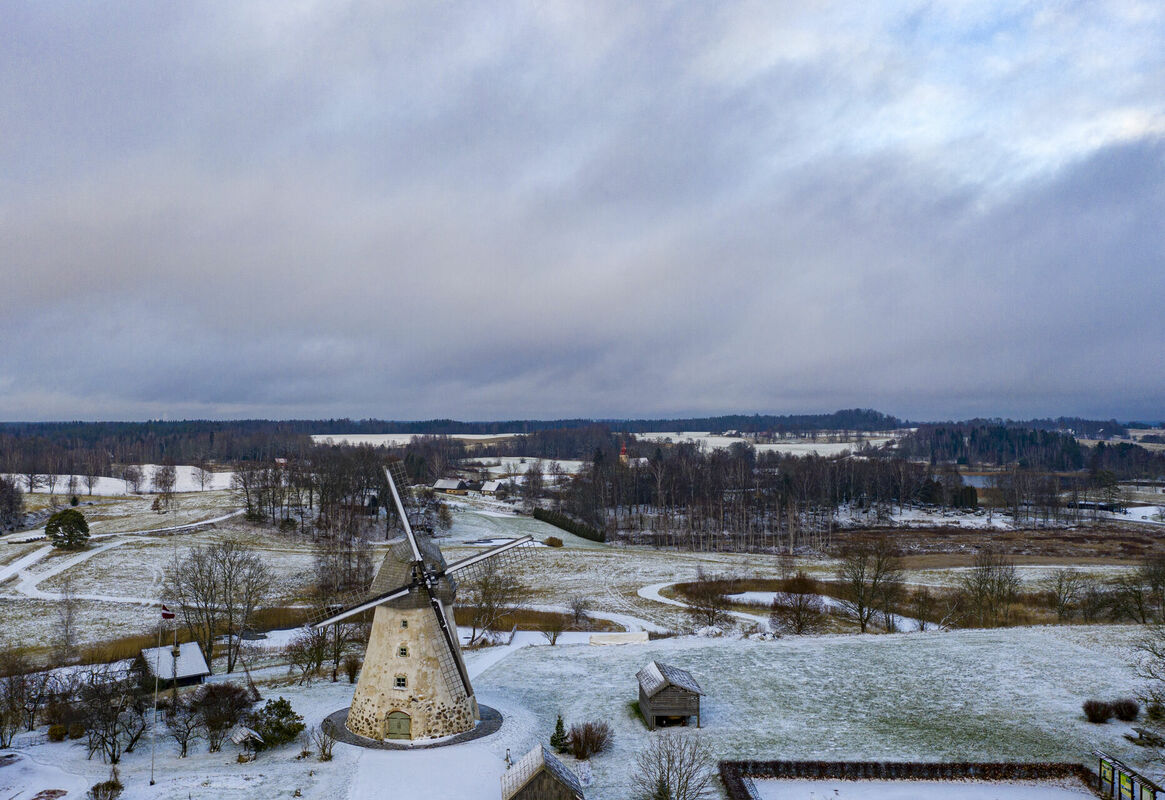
{"left": 311, "top": 433, "right": 521, "bottom": 446}
{"left": 1113, "top": 506, "right": 1165, "bottom": 525}
{"left": 634, "top": 431, "right": 893, "bottom": 455}
{"left": 753, "top": 778, "right": 1093, "bottom": 799}
{"left": 0, "top": 625, "right": 1149, "bottom": 800}
{"left": 2, "top": 465, "right": 235, "bottom": 496}
{"left": 459, "top": 457, "right": 587, "bottom": 477}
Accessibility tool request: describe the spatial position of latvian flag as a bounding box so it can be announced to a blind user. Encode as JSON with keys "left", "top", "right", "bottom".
{"left": 161, "top": 604, "right": 176, "bottom": 620}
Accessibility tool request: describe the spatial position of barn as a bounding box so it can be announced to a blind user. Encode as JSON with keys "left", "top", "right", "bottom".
{"left": 433, "top": 478, "right": 468, "bottom": 495}
{"left": 481, "top": 480, "right": 504, "bottom": 495}
{"left": 637, "top": 660, "right": 703, "bottom": 731}
{"left": 500, "top": 744, "right": 585, "bottom": 800}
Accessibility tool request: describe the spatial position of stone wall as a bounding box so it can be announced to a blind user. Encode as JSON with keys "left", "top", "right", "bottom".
{"left": 347, "top": 602, "right": 477, "bottom": 740}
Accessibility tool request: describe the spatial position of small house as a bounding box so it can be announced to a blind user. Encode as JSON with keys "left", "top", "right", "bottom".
{"left": 139, "top": 641, "right": 211, "bottom": 687}
{"left": 637, "top": 660, "right": 703, "bottom": 731}
{"left": 481, "top": 480, "right": 504, "bottom": 495}
{"left": 500, "top": 744, "right": 584, "bottom": 800}
{"left": 433, "top": 478, "right": 468, "bottom": 495}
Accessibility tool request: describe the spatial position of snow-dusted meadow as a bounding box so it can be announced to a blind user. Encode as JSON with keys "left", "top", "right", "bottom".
{"left": 0, "top": 625, "right": 1151, "bottom": 800}
{"left": 752, "top": 779, "right": 1093, "bottom": 799}
{"left": 634, "top": 431, "right": 895, "bottom": 456}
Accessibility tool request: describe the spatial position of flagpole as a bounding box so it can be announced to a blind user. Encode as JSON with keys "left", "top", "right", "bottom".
{"left": 150, "top": 615, "right": 161, "bottom": 786}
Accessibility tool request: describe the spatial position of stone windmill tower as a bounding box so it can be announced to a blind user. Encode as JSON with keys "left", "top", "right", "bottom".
{"left": 313, "top": 464, "right": 530, "bottom": 741}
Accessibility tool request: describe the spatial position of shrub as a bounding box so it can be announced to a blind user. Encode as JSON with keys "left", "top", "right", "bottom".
{"left": 70, "top": 495, "right": 80, "bottom": 507}
{"left": 249, "top": 697, "right": 305, "bottom": 751}
{"left": 1083, "top": 700, "right": 1113, "bottom": 723}
{"left": 1112, "top": 698, "right": 1140, "bottom": 722}
{"left": 544, "top": 536, "right": 564, "bottom": 548}
{"left": 279, "top": 517, "right": 298, "bottom": 532}
{"left": 310, "top": 725, "right": 336, "bottom": 761}
{"left": 194, "top": 682, "right": 253, "bottom": 752}
{"left": 68, "top": 721, "right": 86, "bottom": 739}
{"left": 568, "top": 720, "right": 613, "bottom": 760}
{"left": 48, "top": 724, "right": 67, "bottom": 742}
{"left": 342, "top": 654, "right": 361, "bottom": 684}
{"left": 87, "top": 768, "right": 122, "bottom": 800}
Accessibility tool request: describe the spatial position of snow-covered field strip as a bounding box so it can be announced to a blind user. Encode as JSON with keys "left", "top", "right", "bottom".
{"left": 2, "top": 466, "right": 235, "bottom": 496}
{"left": 634, "top": 431, "right": 893, "bottom": 455}
{"left": 753, "top": 778, "right": 1093, "bottom": 799}
{"left": 311, "top": 433, "right": 522, "bottom": 446}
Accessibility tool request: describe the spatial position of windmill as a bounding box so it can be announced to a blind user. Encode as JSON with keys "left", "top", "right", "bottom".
{"left": 313, "top": 463, "right": 532, "bottom": 742}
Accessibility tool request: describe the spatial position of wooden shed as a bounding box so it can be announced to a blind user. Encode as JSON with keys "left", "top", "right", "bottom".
{"left": 139, "top": 642, "right": 211, "bottom": 688}
{"left": 637, "top": 660, "right": 703, "bottom": 731}
{"left": 500, "top": 744, "right": 584, "bottom": 800}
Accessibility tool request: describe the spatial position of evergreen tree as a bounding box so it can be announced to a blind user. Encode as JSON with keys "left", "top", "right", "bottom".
{"left": 45, "top": 508, "right": 89, "bottom": 549}
{"left": 550, "top": 714, "right": 567, "bottom": 752}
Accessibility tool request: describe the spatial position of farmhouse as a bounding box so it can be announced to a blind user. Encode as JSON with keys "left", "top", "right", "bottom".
{"left": 139, "top": 641, "right": 211, "bottom": 687}
{"left": 637, "top": 660, "right": 703, "bottom": 731}
{"left": 433, "top": 478, "right": 468, "bottom": 494}
{"left": 500, "top": 744, "right": 585, "bottom": 800}
{"left": 481, "top": 480, "right": 504, "bottom": 495}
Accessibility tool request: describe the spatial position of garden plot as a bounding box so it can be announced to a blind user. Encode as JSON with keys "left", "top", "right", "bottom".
{"left": 753, "top": 779, "right": 1093, "bottom": 799}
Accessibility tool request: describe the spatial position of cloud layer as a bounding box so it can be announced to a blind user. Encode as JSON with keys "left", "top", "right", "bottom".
{"left": 2, "top": 2, "right": 1163, "bottom": 421}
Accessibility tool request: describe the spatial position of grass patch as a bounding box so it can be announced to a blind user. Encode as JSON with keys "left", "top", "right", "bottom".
{"left": 452, "top": 607, "right": 623, "bottom": 632}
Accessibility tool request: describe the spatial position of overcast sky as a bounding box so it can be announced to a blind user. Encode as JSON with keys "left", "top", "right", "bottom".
{"left": 2, "top": 2, "right": 1163, "bottom": 423}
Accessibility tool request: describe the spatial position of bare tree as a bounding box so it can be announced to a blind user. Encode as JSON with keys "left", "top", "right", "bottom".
{"left": 163, "top": 538, "right": 274, "bottom": 673}
{"left": 1042, "top": 568, "right": 1084, "bottom": 622}
{"left": 122, "top": 465, "right": 142, "bottom": 494}
{"left": 56, "top": 575, "right": 80, "bottom": 662}
{"left": 285, "top": 627, "right": 328, "bottom": 685}
{"left": 310, "top": 724, "right": 336, "bottom": 761}
{"left": 682, "top": 569, "right": 736, "bottom": 629}
{"left": 152, "top": 463, "right": 178, "bottom": 511}
{"left": 836, "top": 538, "right": 903, "bottom": 633}
{"left": 76, "top": 667, "right": 149, "bottom": 764}
{"left": 193, "top": 682, "right": 252, "bottom": 752}
{"left": 460, "top": 558, "right": 531, "bottom": 644}
{"left": 166, "top": 695, "right": 203, "bottom": 757}
{"left": 768, "top": 572, "right": 826, "bottom": 635}
{"left": 540, "top": 616, "right": 566, "bottom": 645}
{"left": 568, "top": 595, "right": 591, "bottom": 626}
{"left": 0, "top": 650, "right": 29, "bottom": 748}
{"left": 632, "top": 733, "right": 716, "bottom": 800}
{"left": 192, "top": 456, "right": 213, "bottom": 492}
{"left": 958, "top": 547, "right": 1019, "bottom": 628}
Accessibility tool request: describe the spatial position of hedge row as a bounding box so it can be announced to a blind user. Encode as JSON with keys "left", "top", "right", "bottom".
{"left": 718, "top": 760, "right": 1098, "bottom": 800}
{"left": 532, "top": 508, "right": 605, "bottom": 543}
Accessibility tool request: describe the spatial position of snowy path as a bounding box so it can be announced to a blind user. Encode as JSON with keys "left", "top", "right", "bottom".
{"left": 0, "top": 544, "right": 52, "bottom": 585}
{"left": 638, "top": 580, "right": 768, "bottom": 624}
{"left": 0, "top": 509, "right": 244, "bottom": 604}
{"left": 525, "top": 602, "right": 668, "bottom": 634}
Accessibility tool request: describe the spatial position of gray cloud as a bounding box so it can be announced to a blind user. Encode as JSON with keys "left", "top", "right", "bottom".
{"left": 1, "top": 2, "right": 1163, "bottom": 422}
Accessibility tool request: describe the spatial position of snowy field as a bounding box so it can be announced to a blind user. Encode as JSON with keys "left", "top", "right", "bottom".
{"left": 0, "top": 625, "right": 1150, "bottom": 800}
{"left": 310, "top": 433, "right": 521, "bottom": 446}
{"left": 2, "top": 466, "right": 235, "bottom": 496}
{"left": 459, "top": 456, "right": 587, "bottom": 477}
{"left": 753, "top": 778, "right": 1093, "bottom": 799}
{"left": 634, "top": 432, "right": 894, "bottom": 455}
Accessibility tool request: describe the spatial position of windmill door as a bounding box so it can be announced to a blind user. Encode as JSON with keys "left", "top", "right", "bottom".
{"left": 385, "top": 711, "right": 411, "bottom": 740}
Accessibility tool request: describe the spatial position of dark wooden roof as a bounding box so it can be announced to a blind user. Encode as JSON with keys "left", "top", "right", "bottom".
{"left": 637, "top": 660, "right": 704, "bottom": 698}
{"left": 500, "top": 745, "right": 583, "bottom": 799}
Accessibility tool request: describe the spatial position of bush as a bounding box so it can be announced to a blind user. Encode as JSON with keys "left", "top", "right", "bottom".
{"left": 342, "top": 654, "right": 361, "bottom": 684}
{"left": 279, "top": 517, "right": 298, "bottom": 532}
{"left": 48, "top": 724, "right": 67, "bottom": 742}
{"left": 1083, "top": 700, "right": 1113, "bottom": 723}
{"left": 249, "top": 697, "right": 305, "bottom": 751}
{"left": 550, "top": 714, "right": 567, "bottom": 753}
{"left": 87, "top": 768, "right": 122, "bottom": 800}
{"left": 544, "top": 536, "right": 564, "bottom": 548}
{"left": 568, "top": 720, "right": 613, "bottom": 760}
{"left": 1112, "top": 698, "right": 1140, "bottom": 722}
{"left": 310, "top": 725, "right": 336, "bottom": 761}
{"left": 68, "top": 721, "right": 86, "bottom": 739}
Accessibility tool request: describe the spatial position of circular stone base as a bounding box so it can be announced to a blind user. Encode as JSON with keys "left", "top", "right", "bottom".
{"left": 322, "top": 705, "right": 503, "bottom": 750}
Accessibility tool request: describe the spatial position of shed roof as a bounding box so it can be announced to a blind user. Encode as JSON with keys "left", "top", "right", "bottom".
{"left": 500, "top": 744, "right": 584, "bottom": 800}
{"left": 637, "top": 660, "right": 704, "bottom": 698}
{"left": 433, "top": 478, "right": 466, "bottom": 490}
{"left": 481, "top": 480, "right": 504, "bottom": 492}
{"left": 140, "top": 642, "right": 210, "bottom": 681}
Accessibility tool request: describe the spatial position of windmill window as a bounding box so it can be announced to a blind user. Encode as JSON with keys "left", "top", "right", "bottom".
{"left": 401, "top": 620, "right": 408, "bottom": 629}
{"left": 394, "top": 674, "right": 407, "bottom": 689}
{"left": 398, "top": 645, "right": 409, "bottom": 658}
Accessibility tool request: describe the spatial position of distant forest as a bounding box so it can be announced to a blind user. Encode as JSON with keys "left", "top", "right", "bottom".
{"left": 0, "top": 411, "right": 1159, "bottom": 484}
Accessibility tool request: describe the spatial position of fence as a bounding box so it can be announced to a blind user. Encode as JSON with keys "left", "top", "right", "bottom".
{"left": 719, "top": 760, "right": 1100, "bottom": 800}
